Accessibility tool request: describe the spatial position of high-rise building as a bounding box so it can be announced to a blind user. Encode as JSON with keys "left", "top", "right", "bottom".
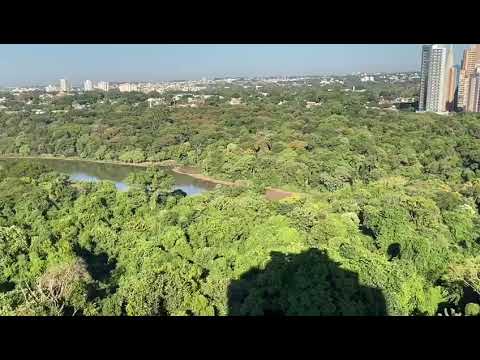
{"left": 119, "top": 83, "right": 138, "bottom": 92}
{"left": 453, "top": 64, "right": 461, "bottom": 110}
{"left": 458, "top": 44, "right": 480, "bottom": 110}
{"left": 446, "top": 49, "right": 456, "bottom": 112}
{"left": 59, "top": 78, "right": 71, "bottom": 92}
{"left": 466, "top": 67, "right": 480, "bottom": 112}
{"left": 424, "top": 45, "right": 452, "bottom": 113}
{"left": 458, "top": 73, "right": 465, "bottom": 108}
{"left": 96, "top": 81, "right": 109, "bottom": 91}
{"left": 418, "top": 45, "right": 432, "bottom": 111}
{"left": 84, "top": 80, "right": 93, "bottom": 91}
{"left": 473, "top": 68, "right": 480, "bottom": 112}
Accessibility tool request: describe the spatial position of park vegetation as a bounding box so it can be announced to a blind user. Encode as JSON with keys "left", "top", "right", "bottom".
{"left": 1, "top": 87, "right": 480, "bottom": 316}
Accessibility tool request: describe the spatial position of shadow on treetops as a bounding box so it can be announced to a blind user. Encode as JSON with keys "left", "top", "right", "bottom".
{"left": 228, "top": 248, "right": 387, "bottom": 316}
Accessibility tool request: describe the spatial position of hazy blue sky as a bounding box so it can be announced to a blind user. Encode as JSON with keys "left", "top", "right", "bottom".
{"left": 0, "top": 44, "right": 470, "bottom": 86}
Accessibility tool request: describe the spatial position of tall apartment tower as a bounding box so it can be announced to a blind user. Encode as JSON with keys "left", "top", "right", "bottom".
{"left": 59, "top": 78, "right": 71, "bottom": 92}
{"left": 458, "top": 70, "right": 466, "bottom": 109}
{"left": 458, "top": 44, "right": 480, "bottom": 111}
{"left": 474, "top": 68, "right": 480, "bottom": 112}
{"left": 96, "top": 81, "right": 109, "bottom": 91}
{"left": 453, "top": 64, "right": 461, "bottom": 110}
{"left": 418, "top": 45, "right": 432, "bottom": 111}
{"left": 466, "top": 68, "right": 480, "bottom": 112}
{"left": 425, "top": 45, "right": 451, "bottom": 113}
{"left": 446, "top": 48, "right": 457, "bottom": 111}
{"left": 84, "top": 80, "right": 93, "bottom": 91}
{"left": 119, "top": 83, "right": 138, "bottom": 92}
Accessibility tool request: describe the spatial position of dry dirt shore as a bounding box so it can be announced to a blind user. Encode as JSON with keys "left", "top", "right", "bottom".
{"left": 0, "top": 155, "right": 298, "bottom": 200}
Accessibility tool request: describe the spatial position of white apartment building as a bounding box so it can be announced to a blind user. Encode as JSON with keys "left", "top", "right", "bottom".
{"left": 360, "top": 76, "right": 375, "bottom": 82}
{"left": 421, "top": 44, "right": 452, "bottom": 113}
{"left": 119, "top": 83, "right": 138, "bottom": 92}
{"left": 45, "top": 84, "right": 57, "bottom": 93}
{"left": 59, "top": 78, "right": 71, "bottom": 92}
{"left": 84, "top": 80, "right": 93, "bottom": 91}
{"left": 147, "top": 98, "right": 165, "bottom": 108}
{"left": 96, "top": 81, "right": 109, "bottom": 91}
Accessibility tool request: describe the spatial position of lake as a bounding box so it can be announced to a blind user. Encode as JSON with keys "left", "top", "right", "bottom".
{"left": 0, "top": 158, "right": 216, "bottom": 196}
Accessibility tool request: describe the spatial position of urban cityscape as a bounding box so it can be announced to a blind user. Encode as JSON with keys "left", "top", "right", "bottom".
{"left": 419, "top": 44, "right": 480, "bottom": 114}
{"left": 2, "top": 44, "right": 480, "bottom": 317}
{"left": 0, "top": 70, "right": 422, "bottom": 114}
{"left": 1, "top": 44, "right": 479, "bottom": 115}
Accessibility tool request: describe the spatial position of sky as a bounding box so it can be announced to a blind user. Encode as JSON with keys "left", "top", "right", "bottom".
{"left": 0, "top": 44, "right": 471, "bottom": 87}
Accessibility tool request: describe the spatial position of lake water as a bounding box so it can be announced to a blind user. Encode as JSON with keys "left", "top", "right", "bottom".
{"left": 0, "top": 158, "right": 216, "bottom": 196}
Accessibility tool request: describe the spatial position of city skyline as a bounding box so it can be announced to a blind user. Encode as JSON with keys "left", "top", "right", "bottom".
{"left": 458, "top": 45, "right": 480, "bottom": 112}
{"left": 0, "top": 44, "right": 470, "bottom": 87}
{"left": 419, "top": 44, "right": 480, "bottom": 113}
{"left": 419, "top": 44, "right": 454, "bottom": 113}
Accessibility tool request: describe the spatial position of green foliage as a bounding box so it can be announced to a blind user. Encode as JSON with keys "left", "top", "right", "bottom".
{"left": 119, "top": 149, "right": 146, "bottom": 163}
{"left": 125, "top": 166, "right": 174, "bottom": 194}
{"left": 0, "top": 159, "right": 477, "bottom": 316}
{"left": 464, "top": 302, "right": 480, "bottom": 316}
{"left": 229, "top": 249, "right": 387, "bottom": 316}
{"left": 0, "top": 90, "right": 476, "bottom": 193}
{"left": 2, "top": 89, "right": 480, "bottom": 316}
{"left": 443, "top": 257, "right": 480, "bottom": 296}
{"left": 0, "top": 160, "right": 52, "bottom": 181}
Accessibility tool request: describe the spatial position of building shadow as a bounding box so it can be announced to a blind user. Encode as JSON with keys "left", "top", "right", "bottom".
{"left": 74, "top": 246, "right": 117, "bottom": 283}
{"left": 73, "top": 245, "right": 118, "bottom": 301}
{"left": 228, "top": 248, "right": 387, "bottom": 316}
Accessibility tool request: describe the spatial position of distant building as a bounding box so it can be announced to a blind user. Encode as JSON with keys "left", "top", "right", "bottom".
{"left": 306, "top": 101, "right": 322, "bottom": 109}
{"left": 458, "top": 45, "right": 480, "bottom": 112}
{"left": 360, "top": 75, "right": 375, "bottom": 82}
{"left": 467, "top": 68, "right": 480, "bottom": 112}
{"left": 229, "top": 97, "right": 242, "bottom": 105}
{"left": 418, "top": 45, "right": 432, "bottom": 111}
{"left": 474, "top": 69, "right": 480, "bottom": 112}
{"left": 59, "top": 78, "right": 71, "bottom": 92}
{"left": 72, "top": 103, "right": 87, "bottom": 110}
{"left": 119, "top": 83, "right": 138, "bottom": 92}
{"left": 426, "top": 44, "right": 450, "bottom": 112}
{"left": 453, "top": 64, "right": 461, "bottom": 110}
{"left": 419, "top": 44, "right": 454, "bottom": 113}
{"left": 458, "top": 70, "right": 466, "bottom": 109}
{"left": 45, "top": 84, "right": 57, "bottom": 93}
{"left": 96, "top": 81, "right": 109, "bottom": 92}
{"left": 446, "top": 50, "right": 457, "bottom": 111}
{"left": 147, "top": 98, "right": 165, "bottom": 108}
{"left": 84, "top": 80, "right": 93, "bottom": 91}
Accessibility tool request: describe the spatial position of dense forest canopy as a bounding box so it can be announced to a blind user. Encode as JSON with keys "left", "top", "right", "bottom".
{"left": 1, "top": 85, "right": 480, "bottom": 316}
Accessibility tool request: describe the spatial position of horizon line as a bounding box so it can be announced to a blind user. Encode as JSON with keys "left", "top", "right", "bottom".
{"left": 1, "top": 70, "right": 422, "bottom": 88}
